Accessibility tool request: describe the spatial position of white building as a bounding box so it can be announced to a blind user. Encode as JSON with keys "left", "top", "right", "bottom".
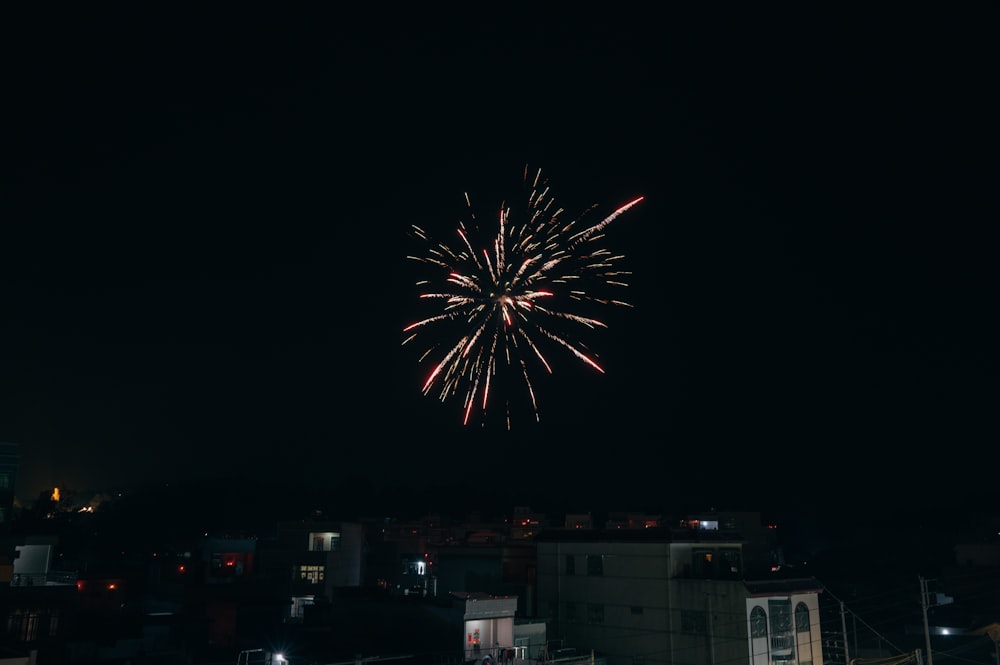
{"left": 536, "top": 525, "right": 824, "bottom": 665}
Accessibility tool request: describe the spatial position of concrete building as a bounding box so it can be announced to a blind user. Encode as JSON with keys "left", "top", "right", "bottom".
{"left": 536, "top": 524, "right": 825, "bottom": 665}
{"left": 255, "top": 520, "right": 364, "bottom": 620}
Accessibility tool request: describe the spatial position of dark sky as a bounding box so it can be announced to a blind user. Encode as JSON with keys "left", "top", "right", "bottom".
{"left": 2, "top": 7, "right": 997, "bottom": 517}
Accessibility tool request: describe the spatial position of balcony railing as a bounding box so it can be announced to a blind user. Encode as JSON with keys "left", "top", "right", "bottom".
{"left": 771, "top": 634, "right": 795, "bottom": 650}
{"left": 11, "top": 571, "right": 78, "bottom": 587}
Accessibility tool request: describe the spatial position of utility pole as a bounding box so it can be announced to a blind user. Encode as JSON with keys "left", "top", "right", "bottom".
{"left": 707, "top": 591, "right": 716, "bottom": 665}
{"left": 840, "top": 601, "right": 851, "bottom": 665}
{"left": 920, "top": 576, "right": 934, "bottom": 665}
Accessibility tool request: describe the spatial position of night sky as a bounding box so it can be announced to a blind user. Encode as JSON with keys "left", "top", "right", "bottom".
{"left": 2, "top": 7, "right": 997, "bottom": 518}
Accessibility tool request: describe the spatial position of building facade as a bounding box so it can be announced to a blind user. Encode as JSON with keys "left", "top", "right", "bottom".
{"left": 536, "top": 526, "right": 824, "bottom": 665}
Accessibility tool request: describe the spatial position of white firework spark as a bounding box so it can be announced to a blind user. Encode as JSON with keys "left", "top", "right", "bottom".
{"left": 403, "top": 165, "right": 643, "bottom": 429}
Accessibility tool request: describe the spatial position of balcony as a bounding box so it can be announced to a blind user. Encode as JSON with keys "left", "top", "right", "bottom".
{"left": 771, "top": 634, "right": 794, "bottom": 650}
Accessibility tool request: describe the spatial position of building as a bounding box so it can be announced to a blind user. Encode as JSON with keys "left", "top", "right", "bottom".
{"left": 255, "top": 520, "right": 363, "bottom": 621}
{"left": 536, "top": 523, "right": 825, "bottom": 665}
{"left": 451, "top": 592, "right": 519, "bottom": 661}
{"left": 0, "top": 444, "right": 20, "bottom": 538}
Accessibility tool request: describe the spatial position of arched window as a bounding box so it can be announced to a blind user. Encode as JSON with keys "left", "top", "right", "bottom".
{"left": 750, "top": 606, "right": 768, "bottom": 638}
{"left": 795, "top": 602, "right": 810, "bottom": 633}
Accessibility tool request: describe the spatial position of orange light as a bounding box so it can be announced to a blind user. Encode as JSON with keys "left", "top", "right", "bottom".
{"left": 107, "top": 583, "right": 116, "bottom": 590}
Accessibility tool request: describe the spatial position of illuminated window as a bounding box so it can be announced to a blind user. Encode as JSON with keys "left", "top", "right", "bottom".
{"left": 586, "top": 555, "right": 603, "bottom": 576}
{"left": 291, "top": 596, "right": 315, "bottom": 619}
{"left": 692, "top": 549, "right": 716, "bottom": 578}
{"left": 565, "top": 555, "right": 575, "bottom": 575}
{"left": 296, "top": 565, "right": 325, "bottom": 584}
{"left": 0, "top": 473, "right": 10, "bottom": 489}
{"left": 308, "top": 532, "right": 341, "bottom": 552}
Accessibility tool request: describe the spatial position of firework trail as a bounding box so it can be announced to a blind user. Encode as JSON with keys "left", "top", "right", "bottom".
{"left": 403, "top": 166, "right": 643, "bottom": 429}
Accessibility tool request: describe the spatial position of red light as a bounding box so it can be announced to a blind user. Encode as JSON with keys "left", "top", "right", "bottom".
{"left": 178, "top": 565, "right": 186, "bottom": 573}
{"left": 76, "top": 581, "right": 84, "bottom": 591}
{"left": 107, "top": 583, "right": 116, "bottom": 590}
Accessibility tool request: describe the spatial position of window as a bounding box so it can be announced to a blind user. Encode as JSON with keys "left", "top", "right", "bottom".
{"left": 795, "top": 603, "right": 811, "bottom": 632}
{"left": 296, "top": 565, "right": 325, "bottom": 584}
{"left": 0, "top": 473, "right": 10, "bottom": 489}
{"left": 795, "top": 603, "right": 813, "bottom": 665}
{"left": 691, "top": 549, "right": 715, "bottom": 578}
{"left": 7, "top": 610, "right": 40, "bottom": 641}
{"left": 681, "top": 610, "right": 707, "bottom": 635}
{"left": 566, "top": 602, "right": 577, "bottom": 623}
{"left": 566, "top": 555, "right": 575, "bottom": 575}
{"left": 719, "top": 548, "right": 741, "bottom": 578}
{"left": 587, "top": 603, "right": 605, "bottom": 624}
{"left": 586, "top": 554, "right": 603, "bottom": 576}
{"left": 631, "top": 606, "right": 644, "bottom": 616}
{"left": 291, "top": 596, "right": 315, "bottom": 619}
{"left": 308, "top": 532, "right": 340, "bottom": 552}
{"left": 750, "top": 606, "right": 768, "bottom": 638}
{"left": 769, "top": 599, "right": 792, "bottom": 634}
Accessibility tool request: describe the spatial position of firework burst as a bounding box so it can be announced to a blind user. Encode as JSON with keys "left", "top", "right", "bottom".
{"left": 402, "top": 165, "right": 643, "bottom": 429}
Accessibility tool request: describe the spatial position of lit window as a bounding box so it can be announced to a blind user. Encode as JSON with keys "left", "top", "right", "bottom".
{"left": 297, "top": 565, "right": 325, "bottom": 584}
